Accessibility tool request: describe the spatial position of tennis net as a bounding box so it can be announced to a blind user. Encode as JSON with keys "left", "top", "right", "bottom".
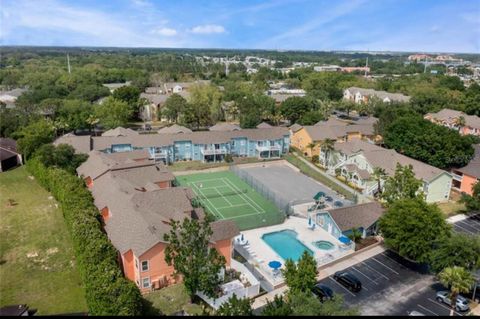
{"left": 198, "top": 188, "right": 248, "bottom": 199}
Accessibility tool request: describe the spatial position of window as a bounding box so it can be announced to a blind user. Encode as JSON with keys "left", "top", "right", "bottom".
{"left": 142, "top": 277, "right": 151, "bottom": 288}
{"left": 141, "top": 260, "right": 149, "bottom": 272}
{"left": 240, "top": 140, "right": 245, "bottom": 146}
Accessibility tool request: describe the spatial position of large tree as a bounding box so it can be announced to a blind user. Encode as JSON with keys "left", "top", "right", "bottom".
{"left": 14, "top": 118, "right": 55, "bottom": 160}
{"left": 34, "top": 143, "right": 88, "bottom": 173}
{"left": 161, "top": 93, "right": 188, "bottom": 123}
{"left": 431, "top": 233, "right": 480, "bottom": 273}
{"left": 280, "top": 96, "right": 317, "bottom": 125}
{"left": 378, "top": 198, "right": 451, "bottom": 263}
{"left": 189, "top": 84, "right": 223, "bottom": 123}
{"left": 438, "top": 266, "right": 475, "bottom": 316}
{"left": 163, "top": 218, "right": 225, "bottom": 302}
{"left": 381, "top": 163, "right": 424, "bottom": 204}
{"left": 56, "top": 99, "right": 93, "bottom": 132}
{"left": 112, "top": 86, "right": 141, "bottom": 106}
{"left": 282, "top": 251, "right": 318, "bottom": 294}
{"left": 383, "top": 115, "right": 474, "bottom": 169}
{"left": 94, "top": 96, "right": 133, "bottom": 129}
{"left": 216, "top": 295, "right": 253, "bottom": 316}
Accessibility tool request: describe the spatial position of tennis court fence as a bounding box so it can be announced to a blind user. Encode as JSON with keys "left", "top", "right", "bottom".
{"left": 230, "top": 166, "right": 306, "bottom": 215}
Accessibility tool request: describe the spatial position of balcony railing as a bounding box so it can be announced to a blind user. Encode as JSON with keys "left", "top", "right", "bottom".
{"left": 200, "top": 148, "right": 228, "bottom": 155}
{"left": 451, "top": 172, "right": 463, "bottom": 182}
{"left": 255, "top": 144, "right": 282, "bottom": 152}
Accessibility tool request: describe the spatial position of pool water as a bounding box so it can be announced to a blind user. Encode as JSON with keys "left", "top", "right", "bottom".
{"left": 313, "top": 240, "right": 335, "bottom": 250}
{"left": 262, "top": 229, "right": 313, "bottom": 262}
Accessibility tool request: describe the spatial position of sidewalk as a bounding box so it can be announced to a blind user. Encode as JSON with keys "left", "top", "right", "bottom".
{"left": 293, "top": 152, "right": 371, "bottom": 204}
{"left": 252, "top": 244, "right": 386, "bottom": 310}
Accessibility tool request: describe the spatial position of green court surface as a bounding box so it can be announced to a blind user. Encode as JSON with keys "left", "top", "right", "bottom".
{"left": 176, "top": 171, "right": 285, "bottom": 230}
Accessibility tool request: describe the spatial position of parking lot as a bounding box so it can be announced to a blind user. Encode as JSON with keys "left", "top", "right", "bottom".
{"left": 453, "top": 213, "right": 480, "bottom": 235}
{"left": 317, "top": 250, "right": 467, "bottom": 316}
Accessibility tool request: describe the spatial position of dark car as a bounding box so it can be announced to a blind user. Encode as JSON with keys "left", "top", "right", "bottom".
{"left": 312, "top": 283, "right": 334, "bottom": 302}
{"left": 333, "top": 271, "right": 362, "bottom": 292}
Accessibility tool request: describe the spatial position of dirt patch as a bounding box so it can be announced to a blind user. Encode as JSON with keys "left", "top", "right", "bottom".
{"left": 26, "top": 252, "right": 39, "bottom": 258}
{"left": 47, "top": 247, "right": 59, "bottom": 255}
{"left": 355, "top": 237, "right": 378, "bottom": 251}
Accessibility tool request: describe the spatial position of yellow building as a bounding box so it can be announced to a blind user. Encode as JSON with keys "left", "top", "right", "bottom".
{"left": 291, "top": 117, "right": 380, "bottom": 157}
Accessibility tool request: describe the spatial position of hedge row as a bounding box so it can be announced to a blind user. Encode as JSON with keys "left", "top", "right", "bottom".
{"left": 27, "top": 159, "right": 143, "bottom": 315}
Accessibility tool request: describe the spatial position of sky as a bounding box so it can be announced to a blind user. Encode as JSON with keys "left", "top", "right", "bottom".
{"left": 1, "top": 0, "right": 479, "bottom": 53}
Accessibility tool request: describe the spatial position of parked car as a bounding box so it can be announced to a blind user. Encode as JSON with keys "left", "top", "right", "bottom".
{"left": 435, "top": 291, "right": 470, "bottom": 312}
{"left": 312, "top": 283, "right": 334, "bottom": 302}
{"left": 407, "top": 310, "right": 425, "bottom": 316}
{"left": 333, "top": 271, "right": 362, "bottom": 292}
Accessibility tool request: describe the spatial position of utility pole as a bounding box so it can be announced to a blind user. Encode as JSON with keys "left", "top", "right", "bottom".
{"left": 364, "top": 56, "right": 369, "bottom": 78}
{"left": 67, "top": 53, "right": 71, "bottom": 74}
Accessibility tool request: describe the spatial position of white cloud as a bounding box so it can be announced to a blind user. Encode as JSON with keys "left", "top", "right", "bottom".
{"left": 152, "top": 27, "right": 177, "bottom": 36}
{"left": 190, "top": 24, "right": 226, "bottom": 34}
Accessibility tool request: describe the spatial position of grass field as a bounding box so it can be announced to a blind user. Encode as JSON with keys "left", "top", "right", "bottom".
{"left": 0, "top": 167, "right": 87, "bottom": 315}
{"left": 176, "top": 171, "right": 284, "bottom": 230}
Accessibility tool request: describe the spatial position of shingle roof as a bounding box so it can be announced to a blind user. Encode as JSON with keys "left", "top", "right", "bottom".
{"left": 140, "top": 93, "right": 168, "bottom": 105}
{"left": 210, "top": 220, "right": 239, "bottom": 242}
{"left": 335, "top": 140, "right": 447, "bottom": 182}
{"left": 327, "top": 202, "right": 385, "bottom": 232}
{"left": 76, "top": 150, "right": 153, "bottom": 180}
{"left": 59, "top": 126, "right": 290, "bottom": 153}
{"left": 256, "top": 122, "right": 273, "bottom": 129}
{"left": 289, "top": 123, "right": 303, "bottom": 133}
{"left": 0, "top": 139, "right": 19, "bottom": 161}
{"left": 209, "top": 123, "right": 241, "bottom": 131}
{"left": 346, "top": 87, "right": 410, "bottom": 102}
{"left": 102, "top": 127, "right": 139, "bottom": 137}
{"left": 456, "top": 144, "right": 480, "bottom": 178}
{"left": 158, "top": 124, "right": 193, "bottom": 134}
{"left": 80, "top": 151, "right": 235, "bottom": 257}
{"left": 301, "top": 117, "right": 377, "bottom": 142}
{"left": 53, "top": 134, "right": 91, "bottom": 154}
{"left": 425, "top": 109, "right": 480, "bottom": 129}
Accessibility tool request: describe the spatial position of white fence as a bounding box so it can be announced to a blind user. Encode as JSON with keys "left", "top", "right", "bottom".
{"left": 196, "top": 260, "right": 261, "bottom": 310}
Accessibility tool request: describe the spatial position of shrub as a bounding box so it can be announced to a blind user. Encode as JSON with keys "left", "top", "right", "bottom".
{"left": 311, "top": 155, "right": 319, "bottom": 164}
{"left": 27, "top": 159, "right": 143, "bottom": 315}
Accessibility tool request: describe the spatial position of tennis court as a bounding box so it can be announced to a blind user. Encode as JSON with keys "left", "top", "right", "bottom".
{"left": 176, "top": 171, "right": 285, "bottom": 230}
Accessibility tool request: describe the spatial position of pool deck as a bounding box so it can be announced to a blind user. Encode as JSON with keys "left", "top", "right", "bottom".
{"left": 234, "top": 216, "right": 355, "bottom": 289}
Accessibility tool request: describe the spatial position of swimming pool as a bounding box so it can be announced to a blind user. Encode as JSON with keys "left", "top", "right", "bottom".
{"left": 313, "top": 240, "right": 335, "bottom": 250}
{"left": 262, "top": 229, "right": 313, "bottom": 262}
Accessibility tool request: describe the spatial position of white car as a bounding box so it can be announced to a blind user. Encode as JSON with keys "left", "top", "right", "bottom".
{"left": 436, "top": 291, "right": 470, "bottom": 312}
{"left": 407, "top": 310, "right": 425, "bottom": 316}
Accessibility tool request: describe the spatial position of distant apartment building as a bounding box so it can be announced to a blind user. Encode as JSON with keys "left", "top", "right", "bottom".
{"left": 314, "top": 65, "right": 342, "bottom": 72}
{"left": 76, "top": 150, "right": 238, "bottom": 293}
{"left": 54, "top": 125, "right": 290, "bottom": 164}
{"left": 343, "top": 87, "right": 411, "bottom": 104}
{"left": 291, "top": 117, "right": 380, "bottom": 157}
{"left": 321, "top": 140, "right": 452, "bottom": 203}
{"left": 340, "top": 66, "right": 370, "bottom": 73}
{"left": 408, "top": 54, "right": 431, "bottom": 61}
{"left": 424, "top": 109, "right": 480, "bottom": 136}
{"left": 0, "top": 88, "right": 27, "bottom": 108}
{"left": 139, "top": 80, "right": 211, "bottom": 121}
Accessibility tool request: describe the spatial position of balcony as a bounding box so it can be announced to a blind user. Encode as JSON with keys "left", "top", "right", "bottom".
{"left": 451, "top": 172, "right": 463, "bottom": 182}
{"left": 200, "top": 147, "right": 228, "bottom": 155}
{"left": 255, "top": 144, "right": 282, "bottom": 152}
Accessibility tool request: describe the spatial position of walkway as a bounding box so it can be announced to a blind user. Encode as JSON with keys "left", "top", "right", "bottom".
{"left": 252, "top": 244, "right": 386, "bottom": 310}
{"left": 292, "top": 152, "right": 372, "bottom": 204}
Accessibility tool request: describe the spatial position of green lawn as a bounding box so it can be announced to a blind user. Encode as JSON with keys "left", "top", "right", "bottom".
{"left": 144, "top": 284, "right": 206, "bottom": 316}
{"left": 437, "top": 200, "right": 467, "bottom": 217}
{"left": 0, "top": 167, "right": 87, "bottom": 315}
{"left": 176, "top": 171, "right": 285, "bottom": 230}
{"left": 283, "top": 154, "right": 356, "bottom": 201}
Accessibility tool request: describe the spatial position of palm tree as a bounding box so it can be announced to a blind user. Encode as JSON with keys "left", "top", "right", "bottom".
{"left": 456, "top": 116, "right": 466, "bottom": 128}
{"left": 348, "top": 228, "right": 363, "bottom": 244}
{"left": 372, "top": 167, "right": 387, "bottom": 195}
{"left": 321, "top": 138, "right": 335, "bottom": 168}
{"left": 307, "top": 142, "right": 317, "bottom": 158}
{"left": 438, "top": 266, "right": 474, "bottom": 316}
